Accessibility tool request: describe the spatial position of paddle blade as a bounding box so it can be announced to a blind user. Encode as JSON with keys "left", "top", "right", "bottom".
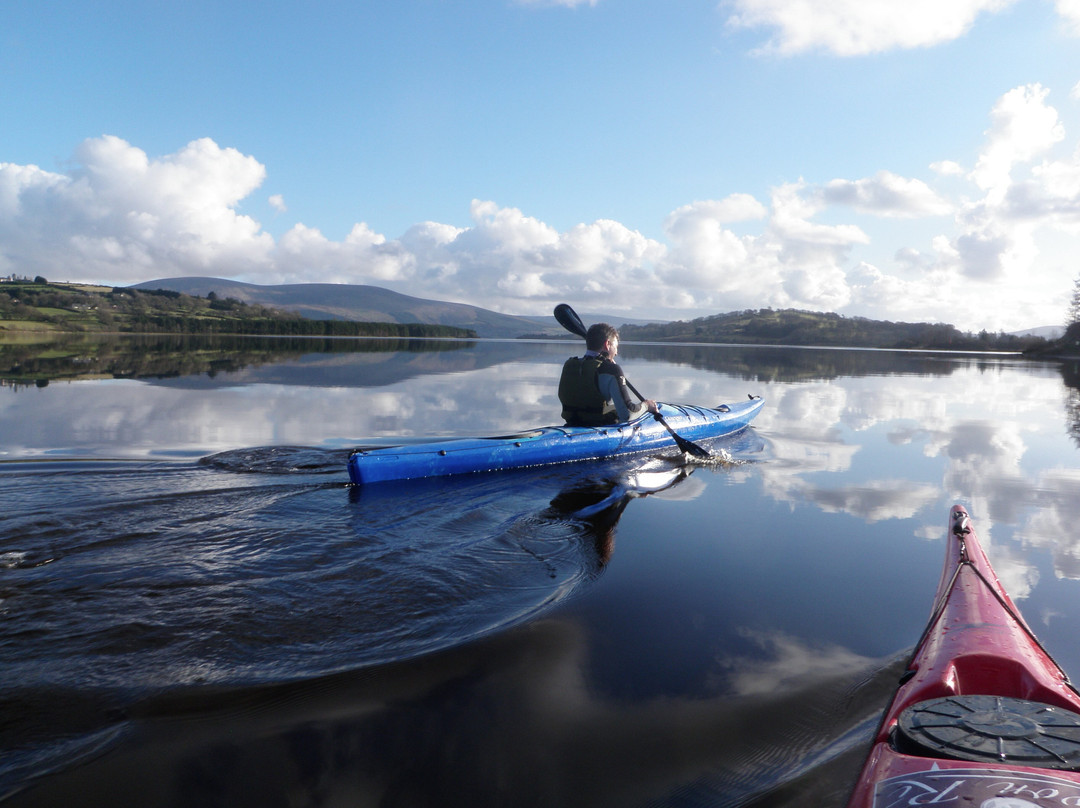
{"left": 678, "top": 438, "right": 712, "bottom": 459}
{"left": 654, "top": 412, "right": 711, "bottom": 458}
{"left": 554, "top": 304, "right": 588, "bottom": 338}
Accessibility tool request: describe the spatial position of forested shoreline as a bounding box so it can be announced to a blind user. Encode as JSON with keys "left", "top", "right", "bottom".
{"left": 619, "top": 308, "right": 1048, "bottom": 351}
{"left": 0, "top": 281, "right": 477, "bottom": 339}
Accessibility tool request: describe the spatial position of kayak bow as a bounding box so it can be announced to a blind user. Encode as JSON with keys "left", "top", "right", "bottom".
{"left": 347, "top": 397, "right": 763, "bottom": 485}
{"left": 847, "top": 505, "right": 1080, "bottom": 807}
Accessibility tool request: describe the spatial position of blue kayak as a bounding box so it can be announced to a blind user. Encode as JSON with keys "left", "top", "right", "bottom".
{"left": 347, "top": 397, "right": 764, "bottom": 485}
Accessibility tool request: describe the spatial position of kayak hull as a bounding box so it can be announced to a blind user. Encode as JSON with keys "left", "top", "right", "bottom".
{"left": 847, "top": 505, "right": 1080, "bottom": 807}
{"left": 347, "top": 397, "right": 764, "bottom": 485}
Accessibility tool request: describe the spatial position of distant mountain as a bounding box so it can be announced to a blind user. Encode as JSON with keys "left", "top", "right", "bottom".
{"left": 1023, "top": 322, "right": 1080, "bottom": 358}
{"left": 130, "top": 277, "right": 552, "bottom": 338}
{"left": 130, "top": 278, "right": 667, "bottom": 338}
{"left": 520, "top": 313, "right": 668, "bottom": 330}
{"left": 1011, "top": 325, "right": 1064, "bottom": 339}
{"left": 124, "top": 279, "right": 1057, "bottom": 349}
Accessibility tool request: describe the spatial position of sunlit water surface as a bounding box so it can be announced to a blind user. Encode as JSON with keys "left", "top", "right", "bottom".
{"left": 3, "top": 337, "right": 1080, "bottom": 806}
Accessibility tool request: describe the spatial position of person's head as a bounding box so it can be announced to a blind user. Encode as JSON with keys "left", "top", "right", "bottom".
{"left": 586, "top": 323, "right": 619, "bottom": 356}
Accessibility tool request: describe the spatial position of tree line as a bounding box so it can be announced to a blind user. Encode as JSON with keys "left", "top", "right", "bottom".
{"left": 0, "top": 282, "right": 476, "bottom": 338}
{"left": 619, "top": 309, "right": 1047, "bottom": 351}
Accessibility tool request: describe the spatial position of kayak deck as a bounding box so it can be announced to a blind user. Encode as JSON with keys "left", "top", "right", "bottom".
{"left": 347, "top": 397, "right": 763, "bottom": 485}
{"left": 847, "top": 505, "right": 1080, "bottom": 807}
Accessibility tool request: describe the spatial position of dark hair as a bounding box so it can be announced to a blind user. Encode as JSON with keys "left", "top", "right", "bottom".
{"left": 585, "top": 322, "right": 618, "bottom": 352}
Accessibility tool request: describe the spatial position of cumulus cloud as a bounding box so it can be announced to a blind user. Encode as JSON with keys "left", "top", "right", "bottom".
{"left": 4, "top": 78, "right": 1080, "bottom": 332}
{"left": 1057, "top": 0, "right": 1080, "bottom": 34}
{"left": 0, "top": 135, "right": 272, "bottom": 281}
{"left": 913, "top": 83, "right": 1075, "bottom": 285}
{"left": 970, "top": 84, "right": 1065, "bottom": 200}
{"left": 725, "top": 0, "right": 1017, "bottom": 56}
{"left": 658, "top": 184, "right": 864, "bottom": 313}
{"left": 276, "top": 221, "right": 416, "bottom": 283}
{"left": 930, "top": 161, "right": 965, "bottom": 177}
{"left": 820, "top": 171, "right": 952, "bottom": 218}
{"left": 724, "top": 0, "right": 1080, "bottom": 57}
{"left": 1001, "top": 145, "right": 1080, "bottom": 229}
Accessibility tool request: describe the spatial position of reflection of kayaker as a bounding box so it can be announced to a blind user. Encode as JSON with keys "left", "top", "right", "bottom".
{"left": 847, "top": 505, "right": 1080, "bottom": 807}
{"left": 546, "top": 461, "right": 694, "bottom": 567}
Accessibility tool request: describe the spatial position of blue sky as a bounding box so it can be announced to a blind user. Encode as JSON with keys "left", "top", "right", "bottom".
{"left": 3, "top": 0, "right": 1080, "bottom": 331}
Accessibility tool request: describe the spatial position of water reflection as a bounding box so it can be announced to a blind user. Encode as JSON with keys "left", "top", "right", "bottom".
{"left": 0, "top": 450, "right": 721, "bottom": 801}
{"left": 747, "top": 360, "right": 1080, "bottom": 603}
{"left": 545, "top": 461, "right": 697, "bottom": 566}
{"left": 1058, "top": 359, "right": 1080, "bottom": 448}
{"left": 4, "top": 604, "right": 896, "bottom": 808}
{"left": 630, "top": 342, "right": 1018, "bottom": 382}
{"left": 0, "top": 333, "right": 479, "bottom": 387}
{"left": 7, "top": 337, "right": 1080, "bottom": 805}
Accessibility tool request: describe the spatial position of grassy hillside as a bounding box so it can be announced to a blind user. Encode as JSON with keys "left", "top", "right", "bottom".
{"left": 131, "top": 277, "right": 548, "bottom": 338}
{"left": 0, "top": 281, "right": 477, "bottom": 338}
{"left": 2, "top": 279, "right": 1056, "bottom": 351}
{"left": 619, "top": 308, "right": 1047, "bottom": 351}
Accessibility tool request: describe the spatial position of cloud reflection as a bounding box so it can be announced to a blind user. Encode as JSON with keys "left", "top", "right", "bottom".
{"left": 5, "top": 344, "right": 1080, "bottom": 593}
{"left": 807, "top": 480, "right": 940, "bottom": 523}
{"left": 754, "top": 364, "right": 1080, "bottom": 586}
{"left": 717, "top": 629, "right": 877, "bottom": 697}
{"left": 18, "top": 617, "right": 891, "bottom": 808}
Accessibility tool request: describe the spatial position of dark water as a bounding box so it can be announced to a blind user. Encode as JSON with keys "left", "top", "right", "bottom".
{"left": 3, "top": 336, "right": 1080, "bottom": 806}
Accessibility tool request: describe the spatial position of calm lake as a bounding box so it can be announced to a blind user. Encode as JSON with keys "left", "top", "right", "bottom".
{"left": 3, "top": 335, "right": 1080, "bottom": 807}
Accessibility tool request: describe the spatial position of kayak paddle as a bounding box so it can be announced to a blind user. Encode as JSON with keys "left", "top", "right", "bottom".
{"left": 553, "top": 304, "right": 711, "bottom": 459}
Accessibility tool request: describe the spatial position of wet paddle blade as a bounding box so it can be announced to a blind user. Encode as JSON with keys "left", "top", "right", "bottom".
{"left": 554, "top": 304, "right": 588, "bottom": 338}
{"left": 658, "top": 414, "right": 711, "bottom": 458}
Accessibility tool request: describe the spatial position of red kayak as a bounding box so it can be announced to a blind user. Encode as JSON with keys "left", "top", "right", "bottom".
{"left": 847, "top": 504, "right": 1080, "bottom": 807}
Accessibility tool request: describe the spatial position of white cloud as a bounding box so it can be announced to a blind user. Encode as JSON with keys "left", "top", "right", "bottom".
{"left": 1001, "top": 146, "right": 1080, "bottom": 228}
{"left": 970, "top": 84, "right": 1065, "bottom": 200}
{"left": 658, "top": 186, "right": 857, "bottom": 313}
{"left": 725, "top": 0, "right": 1016, "bottom": 56}
{"left": 269, "top": 194, "right": 287, "bottom": 212}
{"left": 931, "top": 161, "right": 965, "bottom": 176}
{"left": 0, "top": 135, "right": 273, "bottom": 281}
{"left": 4, "top": 78, "right": 1080, "bottom": 333}
{"left": 915, "top": 84, "right": 1076, "bottom": 287}
{"left": 666, "top": 195, "right": 768, "bottom": 226}
{"left": 820, "top": 171, "right": 953, "bottom": 218}
{"left": 439, "top": 202, "right": 666, "bottom": 312}
{"left": 1056, "top": 0, "right": 1080, "bottom": 34}
{"left": 276, "top": 221, "right": 416, "bottom": 283}
{"left": 769, "top": 181, "right": 870, "bottom": 248}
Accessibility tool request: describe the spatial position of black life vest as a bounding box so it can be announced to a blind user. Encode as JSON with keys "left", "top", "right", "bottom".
{"left": 558, "top": 356, "right": 618, "bottom": 426}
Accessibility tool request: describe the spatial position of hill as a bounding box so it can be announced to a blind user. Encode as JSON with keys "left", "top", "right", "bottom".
{"left": 131, "top": 277, "right": 551, "bottom": 338}
{"left": 2, "top": 277, "right": 1058, "bottom": 352}
{"left": 618, "top": 308, "right": 1048, "bottom": 351}
{"left": 0, "top": 280, "right": 476, "bottom": 338}
{"left": 1023, "top": 321, "right": 1080, "bottom": 358}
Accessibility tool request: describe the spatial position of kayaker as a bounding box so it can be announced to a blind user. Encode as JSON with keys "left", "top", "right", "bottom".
{"left": 558, "top": 323, "right": 659, "bottom": 426}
